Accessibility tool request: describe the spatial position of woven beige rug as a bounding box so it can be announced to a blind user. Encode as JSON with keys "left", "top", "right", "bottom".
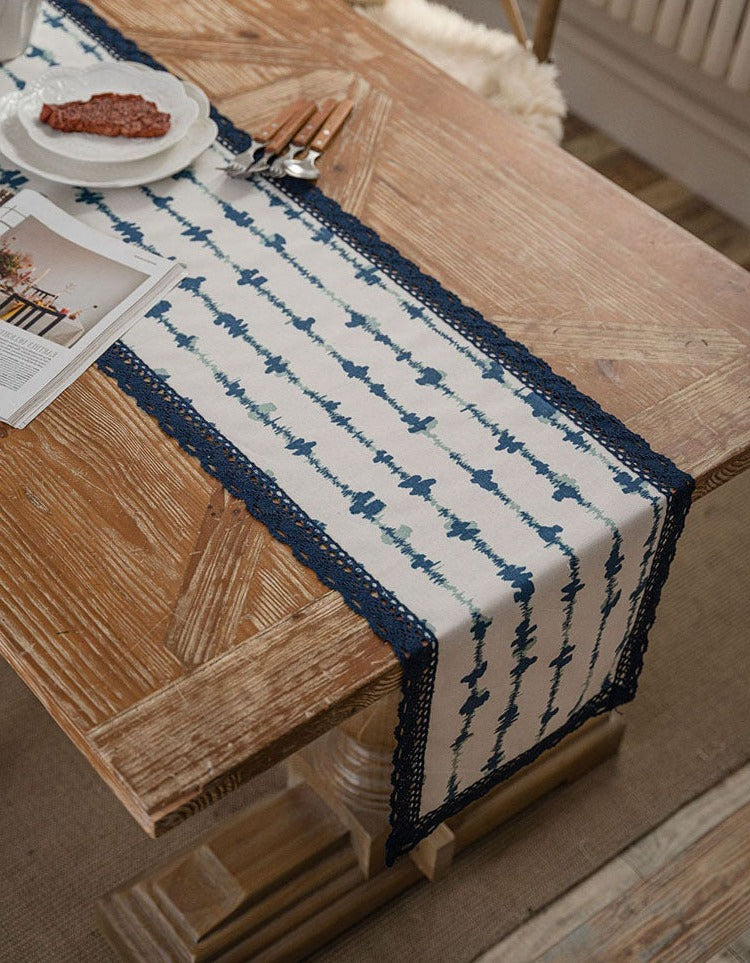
{"left": 1, "top": 468, "right": 748, "bottom": 962}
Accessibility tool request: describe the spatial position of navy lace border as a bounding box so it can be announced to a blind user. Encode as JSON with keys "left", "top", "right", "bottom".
{"left": 51, "top": 0, "right": 694, "bottom": 864}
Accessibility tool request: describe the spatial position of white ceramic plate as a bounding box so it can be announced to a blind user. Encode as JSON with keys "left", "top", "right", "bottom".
{"left": 0, "top": 79, "right": 217, "bottom": 188}
{"left": 17, "top": 62, "right": 199, "bottom": 163}
{"left": 0, "top": 72, "right": 14, "bottom": 98}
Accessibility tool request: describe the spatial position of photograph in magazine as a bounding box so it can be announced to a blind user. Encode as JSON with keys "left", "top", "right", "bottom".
{"left": 0, "top": 189, "right": 181, "bottom": 429}
{"left": 0, "top": 212, "right": 149, "bottom": 349}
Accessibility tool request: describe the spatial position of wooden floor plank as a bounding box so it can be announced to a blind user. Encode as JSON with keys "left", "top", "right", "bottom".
{"left": 537, "top": 801, "right": 750, "bottom": 962}
{"left": 591, "top": 149, "right": 663, "bottom": 193}
{"left": 563, "top": 129, "right": 621, "bottom": 166}
{"left": 623, "top": 766, "right": 750, "bottom": 880}
{"left": 725, "top": 926, "right": 750, "bottom": 962}
{"left": 476, "top": 858, "right": 640, "bottom": 963}
{"left": 477, "top": 765, "right": 750, "bottom": 963}
{"left": 635, "top": 177, "right": 695, "bottom": 215}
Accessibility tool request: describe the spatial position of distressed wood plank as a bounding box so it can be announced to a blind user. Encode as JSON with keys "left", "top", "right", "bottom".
{"left": 87, "top": 592, "right": 399, "bottom": 834}
{"left": 0, "top": 372, "right": 197, "bottom": 729}
{"left": 495, "top": 319, "right": 744, "bottom": 366}
{"left": 629, "top": 358, "right": 750, "bottom": 492}
{"left": 162, "top": 485, "right": 266, "bottom": 666}
{"left": 215, "top": 68, "right": 356, "bottom": 130}
{"left": 321, "top": 77, "right": 392, "bottom": 217}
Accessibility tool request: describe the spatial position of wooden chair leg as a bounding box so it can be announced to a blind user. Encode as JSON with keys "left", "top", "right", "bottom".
{"left": 499, "top": 0, "right": 529, "bottom": 48}
{"left": 533, "top": 0, "right": 564, "bottom": 62}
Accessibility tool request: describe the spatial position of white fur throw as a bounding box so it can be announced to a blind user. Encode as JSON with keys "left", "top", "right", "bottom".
{"left": 353, "top": 0, "right": 565, "bottom": 143}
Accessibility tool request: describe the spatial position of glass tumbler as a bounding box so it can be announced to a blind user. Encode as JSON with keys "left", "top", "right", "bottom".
{"left": 0, "top": 0, "right": 43, "bottom": 62}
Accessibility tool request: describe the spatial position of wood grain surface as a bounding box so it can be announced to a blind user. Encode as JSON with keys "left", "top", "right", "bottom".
{"left": 0, "top": 0, "right": 748, "bottom": 835}
{"left": 538, "top": 801, "right": 750, "bottom": 962}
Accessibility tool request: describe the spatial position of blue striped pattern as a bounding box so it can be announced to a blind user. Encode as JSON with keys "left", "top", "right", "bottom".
{"left": 0, "top": 2, "right": 693, "bottom": 861}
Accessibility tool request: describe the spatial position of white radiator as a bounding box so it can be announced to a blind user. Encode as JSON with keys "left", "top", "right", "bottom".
{"left": 583, "top": 0, "right": 750, "bottom": 91}
{"left": 514, "top": 0, "right": 750, "bottom": 227}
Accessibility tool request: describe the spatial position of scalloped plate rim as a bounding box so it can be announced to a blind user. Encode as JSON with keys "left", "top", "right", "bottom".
{"left": 0, "top": 81, "right": 217, "bottom": 188}
{"left": 16, "top": 62, "right": 199, "bottom": 163}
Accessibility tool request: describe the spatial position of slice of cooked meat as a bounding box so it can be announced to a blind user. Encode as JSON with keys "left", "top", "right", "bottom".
{"left": 39, "top": 92, "right": 171, "bottom": 138}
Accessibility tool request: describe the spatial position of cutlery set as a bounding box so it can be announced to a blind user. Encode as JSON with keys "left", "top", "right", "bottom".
{"left": 222, "top": 97, "right": 353, "bottom": 181}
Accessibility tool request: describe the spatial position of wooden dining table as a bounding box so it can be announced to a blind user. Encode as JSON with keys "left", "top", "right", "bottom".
{"left": 1, "top": 0, "right": 749, "bottom": 959}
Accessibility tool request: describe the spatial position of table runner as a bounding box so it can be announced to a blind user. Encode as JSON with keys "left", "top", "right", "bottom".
{"left": 1, "top": 0, "right": 693, "bottom": 862}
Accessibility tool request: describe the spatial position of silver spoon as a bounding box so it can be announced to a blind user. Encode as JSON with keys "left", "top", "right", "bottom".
{"left": 221, "top": 99, "right": 313, "bottom": 178}
{"left": 282, "top": 98, "right": 354, "bottom": 180}
{"left": 268, "top": 98, "right": 338, "bottom": 177}
{"left": 241, "top": 100, "right": 316, "bottom": 176}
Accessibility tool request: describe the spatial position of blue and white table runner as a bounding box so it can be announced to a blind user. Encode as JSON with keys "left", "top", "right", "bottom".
{"left": 2, "top": 0, "right": 693, "bottom": 861}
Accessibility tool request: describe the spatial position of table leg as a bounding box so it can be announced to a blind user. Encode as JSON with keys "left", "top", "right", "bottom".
{"left": 98, "top": 705, "right": 624, "bottom": 962}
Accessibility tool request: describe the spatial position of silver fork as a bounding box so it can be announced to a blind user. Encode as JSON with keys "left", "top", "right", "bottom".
{"left": 267, "top": 98, "right": 337, "bottom": 177}
{"left": 221, "top": 100, "right": 311, "bottom": 178}
{"left": 221, "top": 138, "right": 265, "bottom": 178}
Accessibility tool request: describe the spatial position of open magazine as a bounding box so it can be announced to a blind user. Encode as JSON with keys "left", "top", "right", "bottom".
{"left": 0, "top": 189, "right": 182, "bottom": 428}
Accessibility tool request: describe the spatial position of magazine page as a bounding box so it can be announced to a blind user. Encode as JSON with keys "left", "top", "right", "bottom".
{"left": 0, "top": 189, "right": 178, "bottom": 426}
